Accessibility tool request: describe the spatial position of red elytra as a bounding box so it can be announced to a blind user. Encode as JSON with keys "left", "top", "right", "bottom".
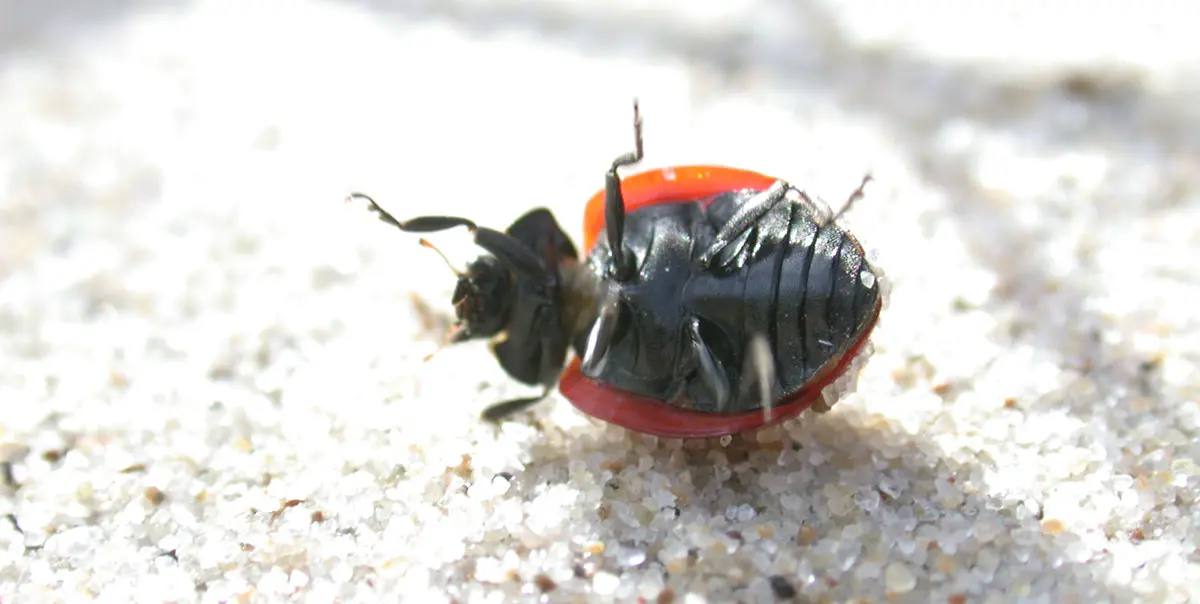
{"left": 579, "top": 165, "right": 778, "bottom": 252}
{"left": 560, "top": 165, "right": 880, "bottom": 438}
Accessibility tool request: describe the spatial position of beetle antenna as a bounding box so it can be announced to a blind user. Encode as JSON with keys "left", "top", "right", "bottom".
{"left": 418, "top": 238, "right": 464, "bottom": 276}
{"left": 831, "top": 173, "right": 873, "bottom": 221}
{"left": 423, "top": 323, "right": 467, "bottom": 362}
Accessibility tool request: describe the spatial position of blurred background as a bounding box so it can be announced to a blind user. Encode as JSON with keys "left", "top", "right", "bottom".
{"left": 1, "top": 0, "right": 1198, "bottom": 601}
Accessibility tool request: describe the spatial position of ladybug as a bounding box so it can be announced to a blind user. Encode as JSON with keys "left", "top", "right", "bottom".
{"left": 348, "top": 101, "right": 883, "bottom": 438}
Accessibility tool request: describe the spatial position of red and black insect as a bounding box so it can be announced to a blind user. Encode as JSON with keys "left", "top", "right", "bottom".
{"left": 348, "top": 102, "right": 883, "bottom": 438}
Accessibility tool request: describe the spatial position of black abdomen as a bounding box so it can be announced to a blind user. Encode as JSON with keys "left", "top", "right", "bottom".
{"left": 584, "top": 187, "right": 881, "bottom": 414}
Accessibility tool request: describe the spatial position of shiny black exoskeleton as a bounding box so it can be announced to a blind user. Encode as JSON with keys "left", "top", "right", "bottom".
{"left": 348, "top": 100, "right": 880, "bottom": 424}
{"left": 581, "top": 183, "right": 880, "bottom": 414}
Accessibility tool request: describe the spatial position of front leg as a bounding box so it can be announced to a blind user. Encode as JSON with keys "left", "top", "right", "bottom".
{"left": 348, "top": 192, "right": 550, "bottom": 284}
{"left": 484, "top": 305, "right": 569, "bottom": 422}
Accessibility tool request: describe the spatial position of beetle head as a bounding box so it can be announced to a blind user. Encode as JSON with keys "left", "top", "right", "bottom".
{"left": 449, "top": 255, "right": 513, "bottom": 342}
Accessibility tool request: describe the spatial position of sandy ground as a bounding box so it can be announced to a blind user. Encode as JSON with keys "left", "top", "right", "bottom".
{"left": 1, "top": 0, "right": 1199, "bottom": 602}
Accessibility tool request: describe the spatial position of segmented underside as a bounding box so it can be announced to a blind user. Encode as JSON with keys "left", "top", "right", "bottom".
{"left": 584, "top": 186, "right": 881, "bottom": 414}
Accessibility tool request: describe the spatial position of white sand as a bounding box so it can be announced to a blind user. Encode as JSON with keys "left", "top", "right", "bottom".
{"left": 2, "top": 1, "right": 1198, "bottom": 602}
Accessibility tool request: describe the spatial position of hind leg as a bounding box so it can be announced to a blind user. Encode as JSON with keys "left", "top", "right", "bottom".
{"left": 738, "top": 333, "right": 778, "bottom": 422}
{"left": 831, "top": 174, "right": 873, "bottom": 221}
{"left": 600, "top": 100, "right": 645, "bottom": 282}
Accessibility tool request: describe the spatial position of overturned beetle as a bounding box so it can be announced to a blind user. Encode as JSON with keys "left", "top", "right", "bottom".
{"left": 348, "top": 102, "right": 883, "bottom": 438}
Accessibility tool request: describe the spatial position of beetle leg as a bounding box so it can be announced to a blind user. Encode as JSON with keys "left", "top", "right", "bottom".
{"left": 697, "top": 180, "right": 788, "bottom": 267}
{"left": 603, "top": 99, "right": 644, "bottom": 282}
{"left": 472, "top": 228, "right": 551, "bottom": 282}
{"left": 831, "top": 173, "right": 873, "bottom": 222}
{"left": 348, "top": 192, "right": 550, "bottom": 283}
{"left": 505, "top": 208, "right": 579, "bottom": 263}
{"left": 481, "top": 388, "right": 551, "bottom": 423}
{"left": 580, "top": 288, "right": 621, "bottom": 376}
{"left": 349, "top": 192, "right": 478, "bottom": 232}
{"left": 482, "top": 303, "right": 572, "bottom": 421}
{"left": 689, "top": 318, "right": 731, "bottom": 412}
{"left": 740, "top": 333, "right": 778, "bottom": 424}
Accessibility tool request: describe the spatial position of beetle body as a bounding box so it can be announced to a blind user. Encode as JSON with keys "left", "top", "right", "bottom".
{"left": 561, "top": 168, "right": 882, "bottom": 437}
{"left": 349, "top": 103, "right": 883, "bottom": 438}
